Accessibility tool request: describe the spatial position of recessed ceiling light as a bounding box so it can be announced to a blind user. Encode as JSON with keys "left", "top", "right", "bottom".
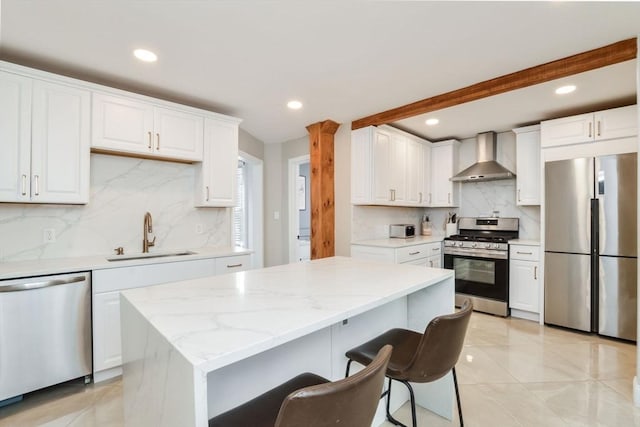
{"left": 287, "top": 100, "right": 303, "bottom": 110}
{"left": 425, "top": 118, "right": 439, "bottom": 126}
{"left": 133, "top": 49, "right": 158, "bottom": 62}
{"left": 555, "top": 85, "right": 576, "bottom": 95}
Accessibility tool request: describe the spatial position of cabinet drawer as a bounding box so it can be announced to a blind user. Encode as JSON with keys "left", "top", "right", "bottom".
{"left": 351, "top": 245, "right": 394, "bottom": 263}
{"left": 216, "top": 255, "right": 251, "bottom": 275}
{"left": 402, "top": 257, "right": 428, "bottom": 267}
{"left": 510, "top": 245, "right": 540, "bottom": 261}
{"left": 396, "top": 244, "right": 430, "bottom": 263}
{"left": 92, "top": 258, "right": 216, "bottom": 293}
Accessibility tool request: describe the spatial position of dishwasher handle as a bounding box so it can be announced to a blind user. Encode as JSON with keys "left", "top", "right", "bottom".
{"left": 0, "top": 275, "right": 86, "bottom": 293}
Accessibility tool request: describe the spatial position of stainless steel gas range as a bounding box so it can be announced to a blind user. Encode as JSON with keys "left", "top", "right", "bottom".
{"left": 444, "top": 217, "right": 519, "bottom": 317}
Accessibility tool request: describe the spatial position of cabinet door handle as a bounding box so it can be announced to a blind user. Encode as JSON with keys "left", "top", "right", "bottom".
{"left": 148, "top": 131, "right": 152, "bottom": 149}
{"left": 588, "top": 122, "right": 593, "bottom": 138}
{"left": 33, "top": 175, "right": 39, "bottom": 196}
{"left": 156, "top": 133, "right": 160, "bottom": 150}
{"left": 429, "top": 193, "right": 432, "bottom": 204}
{"left": 429, "top": 260, "right": 433, "bottom": 267}
{"left": 227, "top": 263, "right": 243, "bottom": 268}
{"left": 448, "top": 192, "right": 451, "bottom": 204}
{"left": 206, "top": 186, "right": 210, "bottom": 202}
{"left": 21, "top": 174, "right": 27, "bottom": 196}
{"left": 409, "top": 251, "right": 420, "bottom": 256}
{"left": 432, "top": 247, "right": 440, "bottom": 252}
{"left": 597, "top": 120, "right": 601, "bottom": 137}
{"left": 518, "top": 189, "right": 521, "bottom": 202}
{"left": 534, "top": 266, "right": 537, "bottom": 280}
{"left": 517, "top": 251, "right": 533, "bottom": 255}
{"left": 419, "top": 192, "right": 422, "bottom": 203}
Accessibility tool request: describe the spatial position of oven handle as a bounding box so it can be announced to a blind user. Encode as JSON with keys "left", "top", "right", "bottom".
{"left": 443, "top": 250, "right": 508, "bottom": 260}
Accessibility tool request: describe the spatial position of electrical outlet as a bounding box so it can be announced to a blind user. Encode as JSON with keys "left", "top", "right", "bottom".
{"left": 43, "top": 228, "right": 56, "bottom": 243}
{"left": 195, "top": 223, "right": 204, "bottom": 235}
{"left": 274, "top": 211, "right": 280, "bottom": 220}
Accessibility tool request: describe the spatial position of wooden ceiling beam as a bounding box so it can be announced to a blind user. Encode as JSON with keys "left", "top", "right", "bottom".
{"left": 352, "top": 37, "right": 637, "bottom": 130}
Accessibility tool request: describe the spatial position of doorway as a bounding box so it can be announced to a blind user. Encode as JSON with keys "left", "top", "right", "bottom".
{"left": 288, "top": 155, "right": 310, "bottom": 262}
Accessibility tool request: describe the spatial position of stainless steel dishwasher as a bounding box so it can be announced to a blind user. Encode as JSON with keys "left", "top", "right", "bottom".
{"left": 0, "top": 272, "right": 92, "bottom": 402}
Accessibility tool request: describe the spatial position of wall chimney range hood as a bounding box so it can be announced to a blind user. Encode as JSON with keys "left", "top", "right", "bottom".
{"left": 451, "top": 131, "right": 515, "bottom": 182}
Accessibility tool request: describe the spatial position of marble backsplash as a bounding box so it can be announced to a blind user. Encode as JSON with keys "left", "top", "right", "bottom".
{"left": 459, "top": 179, "right": 540, "bottom": 240}
{"left": 351, "top": 205, "right": 431, "bottom": 241}
{"left": 0, "top": 154, "right": 231, "bottom": 262}
{"left": 351, "top": 180, "right": 540, "bottom": 243}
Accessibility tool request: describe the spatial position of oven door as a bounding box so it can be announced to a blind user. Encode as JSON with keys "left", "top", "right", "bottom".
{"left": 444, "top": 253, "right": 508, "bottom": 302}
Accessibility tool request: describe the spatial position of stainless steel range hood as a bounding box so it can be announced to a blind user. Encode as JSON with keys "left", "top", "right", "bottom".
{"left": 451, "top": 131, "right": 515, "bottom": 182}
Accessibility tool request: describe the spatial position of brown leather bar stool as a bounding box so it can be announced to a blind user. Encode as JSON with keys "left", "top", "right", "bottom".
{"left": 208, "top": 344, "right": 392, "bottom": 427}
{"left": 345, "top": 299, "right": 473, "bottom": 427}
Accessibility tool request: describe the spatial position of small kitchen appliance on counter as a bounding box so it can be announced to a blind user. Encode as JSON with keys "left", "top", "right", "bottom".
{"left": 389, "top": 224, "right": 415, "bottom": 238}
{"left": 444, "top": 217, "right": 519, "bottom": 316}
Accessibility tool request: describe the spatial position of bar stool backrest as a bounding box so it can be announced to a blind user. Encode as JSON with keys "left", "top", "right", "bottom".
{"left": 403, "top": 299, "right": 473, "bottom": 383}
{"left": 274, "top": 344, "right": 393, "bottom": 427}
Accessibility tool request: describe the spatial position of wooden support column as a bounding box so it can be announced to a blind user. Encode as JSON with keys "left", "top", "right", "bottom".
{"left": 306, "top": 120, "right": 340, "bottom": 260}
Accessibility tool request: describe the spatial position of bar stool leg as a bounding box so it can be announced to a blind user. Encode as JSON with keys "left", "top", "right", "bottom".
{"left": 345, "top": 359, "right": 353, "bottom": 377}
{"left": 453, "top": 367, "right": 464, "bottom": 427}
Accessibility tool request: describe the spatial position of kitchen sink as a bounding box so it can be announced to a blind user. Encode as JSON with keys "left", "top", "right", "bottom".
{"left": 106, "top": 250, "right": 197, "bottom": 262}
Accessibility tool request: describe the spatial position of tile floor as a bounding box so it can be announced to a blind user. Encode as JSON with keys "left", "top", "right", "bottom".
{"left": 1, "top": 312, "right": 638, "bottom": 426}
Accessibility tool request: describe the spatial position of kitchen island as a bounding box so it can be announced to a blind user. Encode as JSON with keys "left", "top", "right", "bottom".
{"left": 120, "top": 256, "right": 455, "bottom": 426}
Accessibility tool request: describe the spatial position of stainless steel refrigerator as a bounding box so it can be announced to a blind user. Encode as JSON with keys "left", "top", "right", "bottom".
{"left": 544, "top": 153, "right": 637, "bottom": 341}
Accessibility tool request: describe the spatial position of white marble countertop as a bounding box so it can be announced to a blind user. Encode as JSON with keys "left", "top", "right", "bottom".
{"left": 509, "top": 239, "right": 540, "bottom": 246}
{"left": 351, "top": 235, "right": 444, "bottom": 248}
{"left": 120, "top": 256, "right": 454, "bottom": 373}
{"left": 0, "top": 246, "right": 251, "bottom": 281}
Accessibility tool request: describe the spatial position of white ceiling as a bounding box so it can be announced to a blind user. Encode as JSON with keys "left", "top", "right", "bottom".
{"left": 1, "top": 1, "right": 639, "bottom": 144}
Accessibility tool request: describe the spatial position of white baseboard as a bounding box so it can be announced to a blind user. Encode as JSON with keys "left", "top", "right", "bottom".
{"left": 510, "top": 308, "right": 539, "bottom": 322}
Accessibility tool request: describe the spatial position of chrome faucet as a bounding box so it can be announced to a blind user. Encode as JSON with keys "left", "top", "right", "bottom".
{"left": 143, "top": 212, "right": 156, "bottom": 253}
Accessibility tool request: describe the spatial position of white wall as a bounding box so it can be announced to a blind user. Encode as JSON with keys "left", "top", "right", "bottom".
{"left": 264, "top": 142, "right": 284, "bottom": 267}
{"left": 334, "top": 125, "right": 352, "bottom": 256}
{"left": 0, "top": 154, "right": 230, "bottom": 262}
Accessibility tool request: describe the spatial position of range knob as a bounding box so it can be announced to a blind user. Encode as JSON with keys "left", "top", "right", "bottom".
{"left": 457, "top": 242, "right": 464, "bottom": 247}
{"left": 485, "top": 243, "right": 492, "bottom": 249}
{"left": 493, "top": 243, "right": 500, "bottom": 249}
{"left": 471, "top": 242, "right": 477, "bottom": 248}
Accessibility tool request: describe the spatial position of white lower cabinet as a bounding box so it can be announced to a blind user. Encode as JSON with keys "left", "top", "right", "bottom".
{"left": 92, "top": 254, "right": 251, "bottom": 382}
{"left": 92, "top": 291, "right": 122, "bottom": 374}
{"left": 509, "top": 245, "right": 540, "bottom": 321}
{"left": 351, "top": 241, "right": 443, "bottom": 268}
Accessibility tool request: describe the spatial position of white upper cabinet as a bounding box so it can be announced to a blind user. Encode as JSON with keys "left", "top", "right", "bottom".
{"left": 0, "top": 72, "right": 31, "bottom": 203}
{"left": 371, "top": 127, "right": 395, "bottom": 204}
{"left": 91, "top": 93, "right": 154, "bottom": 154}
{"left": 351, "top": 125, "right": 431, "bottom": 207}
{"left": 153, "top": 107, "right": 204, "bottom": 161}
{"left": 92, "top": 92, "right": 203, "bottom": 162}
{"left": 419, "top": 142, "right": 431, "bottom": 207}
{"left": 0, "top": 70, "right": 90, "bottom": 204}
{"left": 195, "top": 117, "right": 241, "bottom": 207}
{"left": 541, "top": 105, "right": 636, "bottom": 148}
{"left": 513, "top": 125, "right": 540, "bottom": 206}
{"left": 429, "top": 140, "right": 460, "bottom": 207}
{"left": 405, "top": 136, "right": 423, "bottom": 206}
